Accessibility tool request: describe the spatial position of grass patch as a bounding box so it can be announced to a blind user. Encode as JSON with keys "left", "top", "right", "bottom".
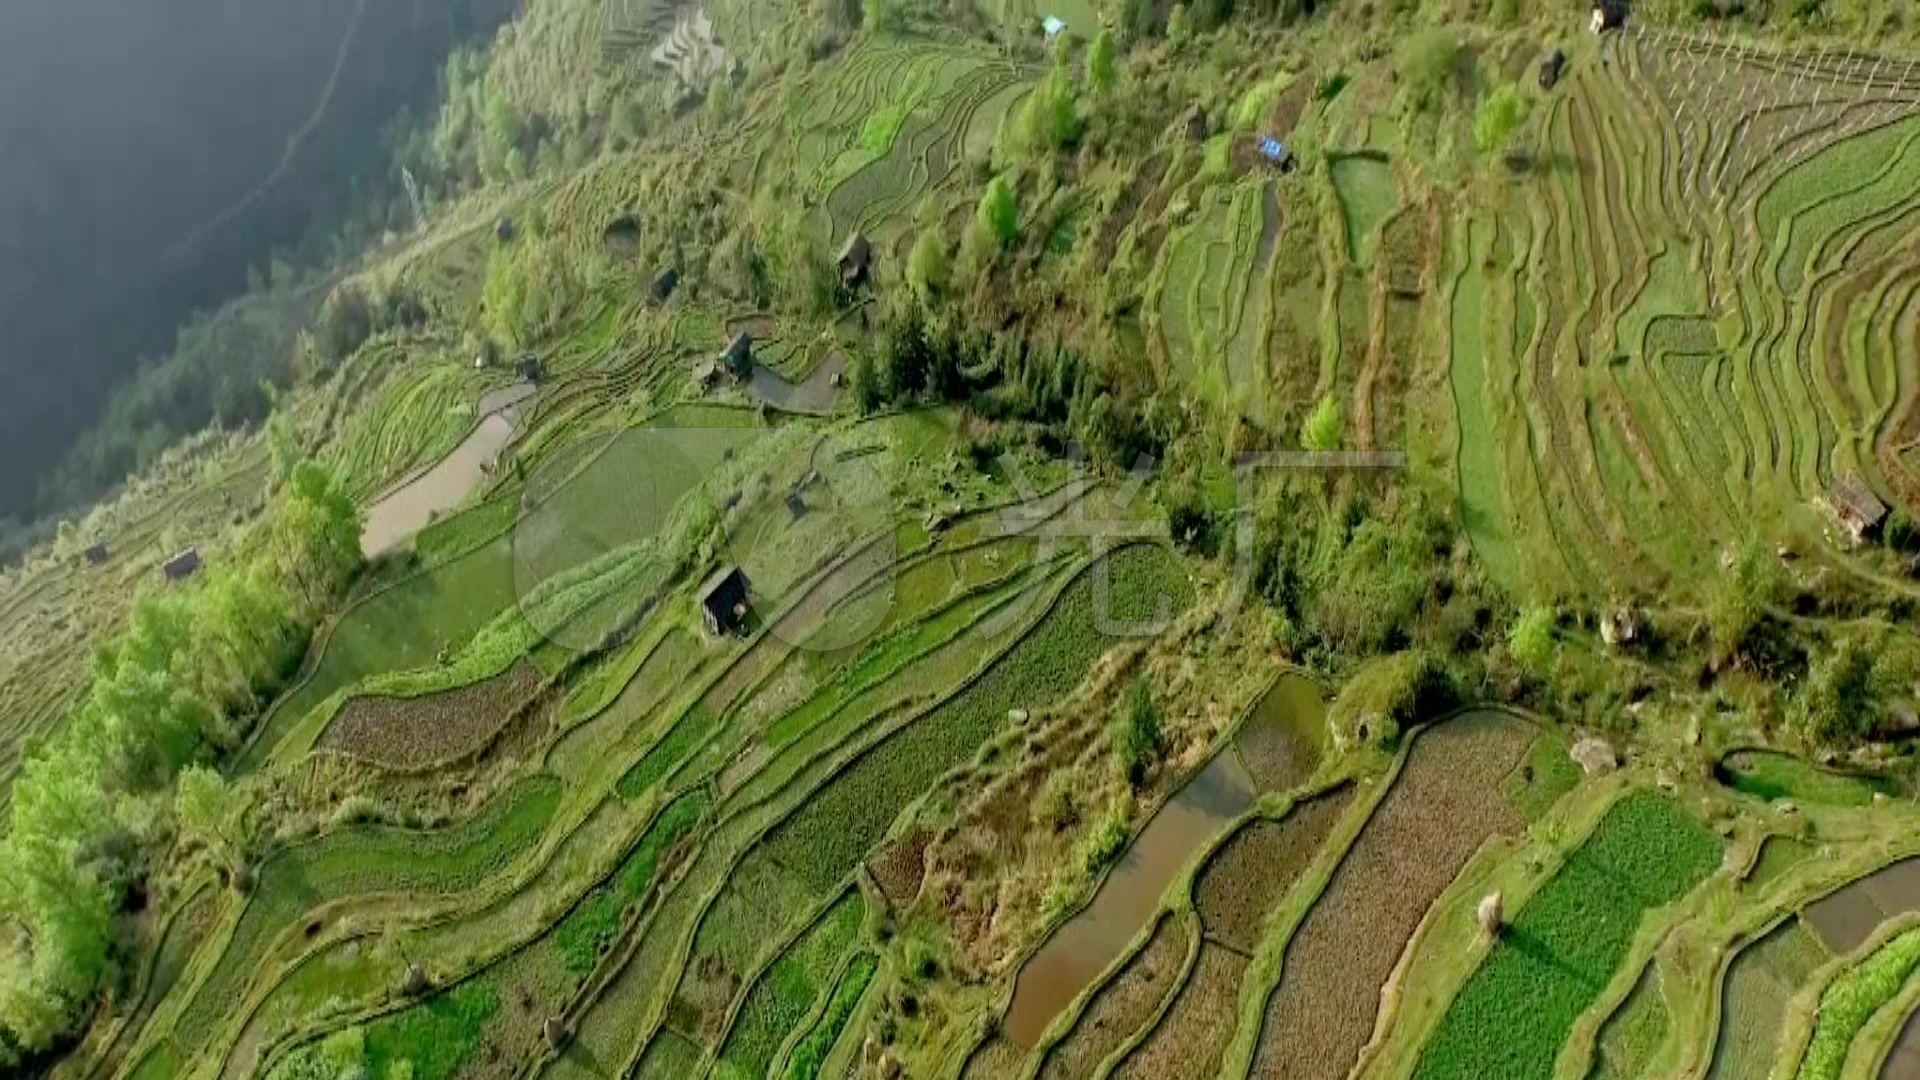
{"left": 363, "top": 978, "right": 501, "bottom": 1080}
{"left": 554, "top": 790, "right": 710, "bottom": 975}
{"left": 1413, "top": 791, "right": 1722, "bottom": 1080}
{"left": 716, "top": 892, "right": 865, "bottom": 1080}
{"left": 1504, "top": 733, "right": 1583, "bottom": 822}
{"left": 784, "top": 952, "right": 878, "bottom": 1080}
{"left": 617, "top": 703, "right": 720, "bottom": 799}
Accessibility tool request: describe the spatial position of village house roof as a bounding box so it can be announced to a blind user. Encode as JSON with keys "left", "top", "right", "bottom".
{"left": 651, "top": 267, "right": 680, "bottom": 303}
{"left": 698, "top": 565, "right": 752, "bottom": 635}
{"left": 163, "top": 548, "right": 202, "bottom": 583}
{"left": 837, "top": 234, "right": 872, "bottom": 285}
{"left": 1540, "top": 49, "right": 1567, "bottom": 89}
{"left": 1829, "top": 474, "right": 1889, "bottom": 542}
{"left": 721, "top": 331, "right": 754, "bottom": 378}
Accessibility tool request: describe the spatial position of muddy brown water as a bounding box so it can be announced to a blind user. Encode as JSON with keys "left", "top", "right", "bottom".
{"left": 360, "top": 382, "right": 537, "bottom": 557}
{"left": 1003, "top": 750, "right": 1258, "bottom": 1049}
{"left": 1234, "top": 673, "right": 1327, "bottom": 793}
{"left": 1806, "top": 857, "right": 1920, "bottom": 954}
{"left": 1884, "top": 1004, "right": 1920, "bottom": 1079}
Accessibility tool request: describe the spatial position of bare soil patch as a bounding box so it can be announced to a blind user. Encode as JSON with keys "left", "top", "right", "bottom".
{"left": 870, "top": 828, "right": 932, "bottom": 909}
{"left": 1249, "top": 713, "right": 1533, "bottom": 1080}
{"left": 319, "top": 661, "right": 543, "bottom": 769}
{"left": 1111, "top": 944, "right": 1250, "bottom": 1080}
{"left": 1194, "top": 785, "right": 1354, "bottom": 955}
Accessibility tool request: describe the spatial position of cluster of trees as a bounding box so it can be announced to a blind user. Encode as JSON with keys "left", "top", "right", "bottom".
{"left": 0, "top": 459, "right": 361, "bottom": 1063}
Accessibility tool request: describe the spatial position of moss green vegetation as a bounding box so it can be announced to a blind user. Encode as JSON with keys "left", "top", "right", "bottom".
{"left": 783, "top": 953, "right": 877, "bottom": 1080}
{"left": 1504, "top": 733, "right": 1583, "bottom": 822}
{"left": 1414, "top": 792, "right": 1722, "bottom": 1080}
{"left": 1717, "top": 750, "right": 1897, "bottom": 808}
{"left": 1589, "top": 965, "right": 1669, "bottom": 1080}
{"left": 715, "top": 892, "right": 864, "bottom": 1079}
{"left": 554, "top": 791, "right": 709, "bottom": 974}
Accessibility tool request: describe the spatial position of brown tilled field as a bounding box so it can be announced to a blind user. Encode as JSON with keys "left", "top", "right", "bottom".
{"left": 1194, "top": 786, "right": 1354, "bottom": 955}
{"left": 1038, "top": 912, "right": 1192, "bottom": 1080}
{"left": 318, "top": 661, "right": 543, "bottom": 768}
{"left": 1249, "top": 713, "right": 1534, "bottom": 1080}
{"left": 1110, "top": 944, "right": 1250, "bottom": 1080}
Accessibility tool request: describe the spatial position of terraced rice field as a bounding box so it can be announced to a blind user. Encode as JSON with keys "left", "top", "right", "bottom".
{"left": 1250, "top": 712, "right": 1535, "bottom": 1080}
{"left": 1433, "top": 32, "right": 1920, "bottom": 595}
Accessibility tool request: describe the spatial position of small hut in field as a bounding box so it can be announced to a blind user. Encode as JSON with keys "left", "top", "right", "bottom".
{"left": 699, "top": 566, "right": 752, "bottom": 636}
{"left": 720, "top": 332, "right": 754, "bottom": 381}
{"left": 84, "top": 541, "right": 109, "bottom": 566}
{"left": 1826, "top": 475, "right": 1889, "bottom": 546}
{"left": 1591, "top": 0, "right": 1627, "bottom": 33}
{"left": 650, "top": 267, "right": 680, "bottom": 303}
{"left": 838, "top": 233, "right": 872, "bottom": 287}
{"left": 1540, "top": 50, "right": 1567, "bottom": 89}
{"left": 163, "top": 548, "right": 201, "bottom": 583}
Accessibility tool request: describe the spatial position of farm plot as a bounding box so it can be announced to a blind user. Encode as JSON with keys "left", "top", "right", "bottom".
{"left": 1411, "top": 791, "right": 1723, "bottom": 1080}
{"left": 1037, "top": 912, "right": 1192, "bottom": 1080}
{"left": 1250, "top": 712, "right": 1535, "bottom": 1080}
{"left": 1708, "top": 917, "right": 1831, "bottom": 1080}
{"left": 170, "top": 776, "right": 562, "bottom": 1051}
{"left": 1797, "top": 925, "right": 1920, "bottom": 1080}
{"left": 757, "top": 544, "right": 1192, "bottom": 897}
{"left": 714, "top": 891, "right": 864, "bottom": 1080}
{"left": 317, "top": 660, "right": 543, "bottom": 769}
{"left": 1331, "top": 152, "right": 1395, "bottom": 268}
{"left": 240, "top": 532, "right": 521, "bottom": 769}
{"left": 1590, "top": 965, "right": 1671, "bottom": 1080}
{"left": 1110, "top": 944, "right": 1249, "bottom": 1080}
{"left": 1806, "top": 858, "right": 1920, "bottom": 954}
{"left": 782, "top": 952, "right": 877, "bottom": 1080}
{"left": 1193, "top": 786, "right": 1353, "bottom": 956}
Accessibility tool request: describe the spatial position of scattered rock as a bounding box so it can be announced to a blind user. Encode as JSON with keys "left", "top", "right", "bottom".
{"left": 1477, "top": 892, "right": 1503, "bottom": 937}
{"left": 403, "top": 963, "right": 430, "bottom": 996}
{"left": 1570, "top": 737, "right": 1618, "bottom": 776}
{"left": 1600, "top": 607, "right": 1642, "bottom": 648}
{"left": 543, "top": 1017, "right": 570, "bottom": 1051}
{"left": 1778, "top": 800, "right": 1799, "bottom": 816}
{"left": 1007, "top": 709, "right": 1029, "bottom": 725}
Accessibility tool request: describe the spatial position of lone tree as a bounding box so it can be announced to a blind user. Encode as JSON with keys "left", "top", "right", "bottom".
{"left": 979, "top": 177, "right": 1019, "bottom": 249}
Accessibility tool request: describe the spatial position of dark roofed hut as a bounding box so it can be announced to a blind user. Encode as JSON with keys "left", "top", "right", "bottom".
{"left": 516, "top": 355, "right": 544, "bottom": 384}
{"left": 1591, "top": 0, "right": 1627, "bottom": 32}
{"left": 1828, "top": 475, "right": 1890, "bottom": 546}
{"left": 698, "top": 566, "right": 752, "bottom": 637}
{"left": 650, "top": 267, "right": 680, "bottom": 303}
{"left": 1540, "top": 49, "right": 1567, "bottom": 90}
{"left": 838, "top": 233, "right": 872, "bottom": 287}
{"left": 496, "top": 217, "right": 516, "bottom": 243}
{"left": 84, "top": 541, "right": 109, "bottom": 566}
{"left": 163, "top": 548, "right": 201, "bottom": 583}
{"left": 721, "top": 332, "right": 754, "bottom": 380}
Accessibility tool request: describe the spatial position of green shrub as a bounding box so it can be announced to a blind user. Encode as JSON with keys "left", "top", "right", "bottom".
{"left": 1328, "top": 651, "right": 1458, "bottom": 750}
{"left": 1083, "top": 804, "right": 1132, "bottom": 873}
{"left": 979, "top": 178, "right": 1019, "bottom": 248}
{"left": 1114, "top": 677, "right": 1163, "bottom": 787}
{"left": 1508, "top": 606, "right": 1556, "bottom": 674}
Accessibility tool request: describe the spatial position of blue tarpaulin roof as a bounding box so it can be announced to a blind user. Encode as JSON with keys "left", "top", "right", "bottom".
{"left": 1042, "top": 15, "right": 1067, "bottom": 35}
{"left": 1259, "top": 137, "right": 1288, "bottom": 160}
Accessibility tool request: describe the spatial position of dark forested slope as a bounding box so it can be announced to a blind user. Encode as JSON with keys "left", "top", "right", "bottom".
{"left": 0, "top": 0, "right": 517, "bottom": 524}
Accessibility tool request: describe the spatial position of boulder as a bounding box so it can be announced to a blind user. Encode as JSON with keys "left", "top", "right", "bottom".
{"left": 1570, "top": 737, "right": 1618, "bottom": 776}
{"left": 1477, "top": 892, "right": 1504, "bottom": 937}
